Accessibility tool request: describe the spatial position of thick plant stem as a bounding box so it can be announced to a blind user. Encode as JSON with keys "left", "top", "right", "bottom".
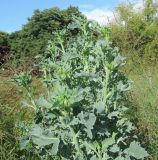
{"left": 103, "top": 66, "right": 110, "bottom": 112}
{"left": 26, "top": 87, "right": 37, "bottom": 110}
{"left": 58, "top": 36, "right": 65, "bottom": 54}
{"left": 60, "top": 117, "right": 82, "bottom": 156}
{"left": 69, "top": 126, "right": 82, "bottom": 156}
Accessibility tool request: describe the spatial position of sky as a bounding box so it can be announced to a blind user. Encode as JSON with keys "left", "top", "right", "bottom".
{"left": 0, "top": 0, "right": 140, "bottom": 33}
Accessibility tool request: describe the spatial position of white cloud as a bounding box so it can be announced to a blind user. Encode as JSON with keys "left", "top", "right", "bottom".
{"left": 83, "top": 8, "right": 115, "bottom": 25}
{"left": 133, "top": 0, "right": 158, "bottom": 11}
{"left": 82, "top": 0, "right": 148, "bottom": 25}
{"left": 133, "top": 0, "right": 144, "bottom": 11}
{"left": 78, "top": 4, "right": 94, "bottom": 10}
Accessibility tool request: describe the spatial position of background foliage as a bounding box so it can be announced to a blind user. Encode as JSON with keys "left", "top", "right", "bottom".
{"left": 110, "top": 0, "right": 158, "bottom": 64}
{"left": 0, "top": 32, "right": 10, "bottom": 65}
{"left": 1, "top": 6, "right": 82, "bottom": 65}
{"left": 109, "top": 0, "right": 158, "bottom": 158}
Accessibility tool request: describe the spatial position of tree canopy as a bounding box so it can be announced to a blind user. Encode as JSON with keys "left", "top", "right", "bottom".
{"left": 0, "top": 31, "right": 10, "bottom": 64}
{"left": 9, "top": 6, "right": 83, "bottom": 59}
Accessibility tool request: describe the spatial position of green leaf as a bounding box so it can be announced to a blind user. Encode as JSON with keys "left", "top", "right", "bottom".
{"left": 94, "top": 101, "right": 104, "bottom": 113}
{"left": 109, "top": 144, "right": 120, "bottom": 153}
{"left": 102, "top": 133, "right": 116, "bottom": 152}
{"left": 108, "top": 111, "right": 119, "bottom": 119}
{"left": 29, "top": 125, "right": 59, "bottom": 149}
{"left": 83, "top": 141, "right": 98, "bottom": 153}
{"left": 115, "top": 156, "right": 125, "bottom": 160}
{"left": 20, "top": 138, "right": 29, "bottom": 149}
{"left": 50, "top": 140, "right": 60, "bottom": 155}
{"left": 78, "top": 112, "right": 96, "bottom": 139}
{"left": 90, "top": 155, "right": 98, "bottom": 160}
{"left": 36, "top": 97, "right": 52, "bottom": 109}
{"left": 117, "top": 81, "right": 131, "bottom": 92}
{"left": 124, "top": 141, "right": 149, "bottom": 159}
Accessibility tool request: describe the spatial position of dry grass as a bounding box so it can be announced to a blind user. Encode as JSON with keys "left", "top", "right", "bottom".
{"left": 124, "top": 64, "right": 158, "bottom": 160}
{"left": 0, "top": 71, "right": 44, "bottom": 160}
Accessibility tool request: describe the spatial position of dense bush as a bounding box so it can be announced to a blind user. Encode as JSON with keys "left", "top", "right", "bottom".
{"left": 109, "top": 0, "right": 158, "bottom": 64}
{"left": 13, "top": 17, "right": 148, "bottom": 159}
{"left": 0, "top": 32, "right": 10, "bottom": 65}
{"left": 0, "top": 31, "right": 9, "bottom": 46}
{"left": 9, "top": 6, "right": 83, "bottom": 59}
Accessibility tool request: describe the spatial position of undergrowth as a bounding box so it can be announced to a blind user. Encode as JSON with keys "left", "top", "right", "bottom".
{"left": 126, "top": 63, "right": 158, "bottom": 160}
{"left": 109, "top": 1, "right": 158, "bottom": 159}
{"left": 0, "top": 73, "right": 44, "bottom": 159}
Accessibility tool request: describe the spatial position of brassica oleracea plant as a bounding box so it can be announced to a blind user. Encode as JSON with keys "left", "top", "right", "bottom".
{"left": 14, "top": 17, "right": 148, "bottom": 160}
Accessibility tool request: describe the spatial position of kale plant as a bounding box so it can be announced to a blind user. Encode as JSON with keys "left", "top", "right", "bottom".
{"left": 14, "top": 17, "right": 149, "bottom": 160}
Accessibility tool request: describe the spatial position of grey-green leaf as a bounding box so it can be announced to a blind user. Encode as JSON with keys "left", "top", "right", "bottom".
{"left": 102, "top": 133, "right": 116, "bottom": 152}
{"left": 29, "top": 125, "right": 59, "bottom": 148}
{"left": 124, "top": 141, "right": 149, "bottom": 159}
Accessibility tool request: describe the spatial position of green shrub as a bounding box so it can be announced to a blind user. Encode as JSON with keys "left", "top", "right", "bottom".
{"left": 9, "top": 6, "right": 83, "bottom": 59}
{"left": 0, "top": 32, "right": 9, "bottom": 46}
{"left": 109, "top": 1, "right": 158, "bottom": 64}
{"left": 0, "top": 31, "right": 10, "bottom": 65}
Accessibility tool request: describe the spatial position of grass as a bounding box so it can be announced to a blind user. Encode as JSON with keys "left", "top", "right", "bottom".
{"left": 123, "top": 62, "right": 158, "bottom": 160}
{"left": 0, "top": 74, "right": 25, "bottom": 160}
{"left": 0, "top": 70, "right": 44, "bottom": 160}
